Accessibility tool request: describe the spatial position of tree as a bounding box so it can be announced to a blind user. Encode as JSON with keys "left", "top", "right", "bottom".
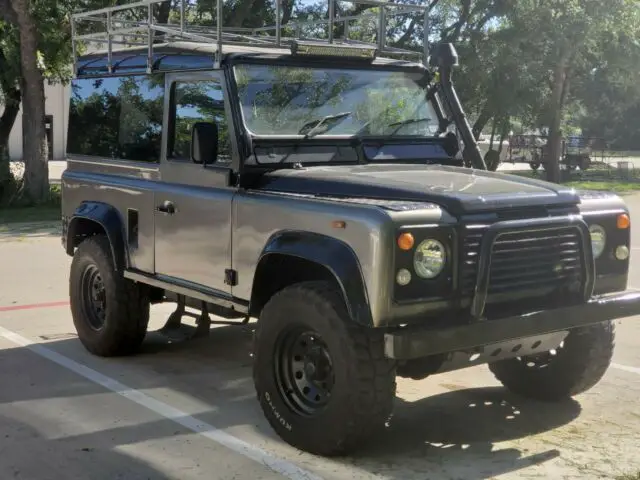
{"left": 9, "top": 0, "right": 50, "bottom": 203}
{"left": 502, "top": 0, "right": 640, "bottom": 182}
{"left": 0, "top": 0, "right": 20, "bottom": 197}
{"left": 0, "top": 0, "right": 76, "bottom": 204}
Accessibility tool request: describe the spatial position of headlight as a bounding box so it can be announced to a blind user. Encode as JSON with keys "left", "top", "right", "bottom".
{"left": 414, "top": 239, "right": 446, "bottom": 279}
{"left": 589, "top": 224, "right": 606, "bottom": 259}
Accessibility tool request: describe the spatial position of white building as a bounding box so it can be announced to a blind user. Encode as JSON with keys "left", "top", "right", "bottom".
{"left": 2, "top": 80, "right": 70, "bottom": 161}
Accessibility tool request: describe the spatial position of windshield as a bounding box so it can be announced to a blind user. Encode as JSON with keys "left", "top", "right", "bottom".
{"left": 233, "top": 64, "right": 439, "bottom": 138}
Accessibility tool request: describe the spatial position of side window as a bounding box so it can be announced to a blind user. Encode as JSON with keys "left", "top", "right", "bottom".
{"left": 169, "top": 79, "right": 231, "bottom": 164}
{"left": 67, "top": 75, "right": 164, "bottom": 162}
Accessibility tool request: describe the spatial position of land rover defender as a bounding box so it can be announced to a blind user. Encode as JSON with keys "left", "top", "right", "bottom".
{"left": 62, "top": 0, "right": 640, "bottom": 457}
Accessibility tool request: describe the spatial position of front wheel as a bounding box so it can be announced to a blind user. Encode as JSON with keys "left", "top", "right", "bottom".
{"left": 253, "top": 281, "right": 396, "bottom": 456}
{"left": 488, "top": 321, "right": 615, "bottom": 401}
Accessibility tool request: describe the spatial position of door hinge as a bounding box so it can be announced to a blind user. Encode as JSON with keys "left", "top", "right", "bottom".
{"left": 224, "top": 269, "right": 238, "bottom": 286}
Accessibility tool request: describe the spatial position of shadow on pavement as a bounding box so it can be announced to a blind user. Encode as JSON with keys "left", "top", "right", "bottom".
{"left": 0, "top": 413, "right": 174, "bottom": 480}
{"left": 0, "top": 318, "right": 582, "bottom": 480}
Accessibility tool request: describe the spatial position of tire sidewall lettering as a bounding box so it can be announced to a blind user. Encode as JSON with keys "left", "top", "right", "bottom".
{"left": 264, "top": 391, "right": 292, "bottom": 431}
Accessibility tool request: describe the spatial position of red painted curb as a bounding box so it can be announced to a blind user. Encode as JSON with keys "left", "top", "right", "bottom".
{"left": 0, "top": 301, "right": 69, "bottom": 313}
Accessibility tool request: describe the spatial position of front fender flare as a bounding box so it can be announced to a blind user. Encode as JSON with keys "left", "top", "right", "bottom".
{"left": 257, "top": 231, "right": 373, "bottom": 326}
{"left": 66, "top": 201, "right": 128, "bottom": 271}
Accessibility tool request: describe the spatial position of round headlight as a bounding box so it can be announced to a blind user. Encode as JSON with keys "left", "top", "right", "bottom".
{"left": 589, "top": 224, "right": 606, "bottom": 259}
{"left": 414, "top": 239, "right": 446, "bottom": 279}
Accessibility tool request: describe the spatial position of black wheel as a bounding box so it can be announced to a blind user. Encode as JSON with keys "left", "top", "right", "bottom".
{"left": 530, "top": 162, "right": 540, "bottom": 171}
{"left": 253, "top": 281, "right": 396, "bottom": 456}
{"left": 69, "top": 234, "right": 150, "bottom": 356}
{"left": 488, "top": 321, "right": 615, "bottom": 401}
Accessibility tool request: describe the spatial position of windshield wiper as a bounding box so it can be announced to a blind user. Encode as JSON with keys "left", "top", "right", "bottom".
{"left": 387, "top": 117, "right": 433, "bottom": 136}
{"left": 298, "top": 112, "right": 352, "bottom": 138}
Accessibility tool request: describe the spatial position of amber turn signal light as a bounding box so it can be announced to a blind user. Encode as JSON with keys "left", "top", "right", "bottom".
{"left": 617, "top": 213, "right": 630, "bottom": 229}
{"left": 397, "top": 232, "right": 415, "bottom": 250}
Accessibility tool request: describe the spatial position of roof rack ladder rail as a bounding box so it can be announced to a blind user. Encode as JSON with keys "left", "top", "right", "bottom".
{"left": 180, "top": 0, "right": 185, "bottom": 34}
{"left": 107, "top": 10, "right": 113, "bottom": 73}
{"left": 147, "top": 2, "right": 154, "bottom": 73}
{"left": 328, "top": 0, "right": 334, "bottom": 43}
{"left": 71, "top": 15, "right": 77, "bottom": 78}
{"left": 215, "top": 0, "right": 223, "bottom": 67}
{"left": 276, "top": 0, "right": 282, "bottom": 46}
{"left": 422, "top": 7, "right": 429, "bottom": 67}
{"left": 377, "top": 5, "right": 385, "bottom": 50}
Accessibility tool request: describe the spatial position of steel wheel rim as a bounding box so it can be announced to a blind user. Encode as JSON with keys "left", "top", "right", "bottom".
{"left": 274, "top": 327, "right": 335, "bottom": 417}
{"left": 81, "top": 264, "right": 107, "bottom": 331}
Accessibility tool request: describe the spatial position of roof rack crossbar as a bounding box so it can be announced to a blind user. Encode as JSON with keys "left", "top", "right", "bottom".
{"left": 71, "top": 0, "right": 432, "bottom": 76}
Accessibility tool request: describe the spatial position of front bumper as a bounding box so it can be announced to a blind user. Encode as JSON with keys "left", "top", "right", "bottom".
{"left": 384, "top": 290, "right": 640, "bottom": 360}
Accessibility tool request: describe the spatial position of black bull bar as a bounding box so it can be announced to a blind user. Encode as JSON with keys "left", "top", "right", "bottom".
{"left": 385, "top": 216, "right": 640, "bottom": 360}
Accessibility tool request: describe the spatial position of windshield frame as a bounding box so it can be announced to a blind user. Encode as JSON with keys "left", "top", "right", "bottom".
{"left": 228, "top": 56, "right": 438, "bottom": 141}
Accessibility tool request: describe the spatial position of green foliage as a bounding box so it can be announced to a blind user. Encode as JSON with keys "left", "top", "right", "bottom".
{"left": 3, "top": 0, "right": 640, "bottom": 173}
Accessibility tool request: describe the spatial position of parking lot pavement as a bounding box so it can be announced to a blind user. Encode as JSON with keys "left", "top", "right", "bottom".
{"left": 2, "top": 202, "right": 640, "bottom": 480}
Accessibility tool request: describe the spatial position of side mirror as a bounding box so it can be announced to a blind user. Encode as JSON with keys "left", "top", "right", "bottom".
{"left": 191, "top": 121, "right": 218, "bottom": 165}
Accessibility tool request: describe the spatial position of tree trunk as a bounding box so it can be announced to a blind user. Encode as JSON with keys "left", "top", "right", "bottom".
{"left": 472, "top": 103, "right": 493, "bottom": 140}
{"left": 10, "top": 0, "right": 49, "bottom": 204}
{"left": 497, "top": 117, "right": 510, "bottom": 155}
{"left": 0, "top": 86, "right": 21, "bottom": 190}
{"left": 489, "top": 120, "right": 497, "bottom": 150}
{"left": 545, "top": 49, "right": 572, "bottom": 183}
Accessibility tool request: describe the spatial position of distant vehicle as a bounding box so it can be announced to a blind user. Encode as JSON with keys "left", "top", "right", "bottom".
{"left": 61, "top": 0, "right": 640, "bottom": 457}
{"left": 508, "top": 134, "right": 593, "bottom": 171}
{"left": 564, "top": 135, "right": 593, "bottom": 171}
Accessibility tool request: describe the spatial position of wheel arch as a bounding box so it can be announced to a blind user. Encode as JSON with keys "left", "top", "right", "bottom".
{"left": 249, "top": 231, "right": 373, "bottom": 326}
{"left": 66, "top": 201, "right": 128, "bottom": 271}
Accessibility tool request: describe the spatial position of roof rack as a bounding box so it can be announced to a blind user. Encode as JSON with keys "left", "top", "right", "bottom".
{"left": 70, "top": 0, "right": 431, "bottom": 76}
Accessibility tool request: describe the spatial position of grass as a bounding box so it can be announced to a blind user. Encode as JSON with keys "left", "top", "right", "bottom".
{"left": 0, "top": 184, "right": 61, "bottom": 225}
{"left": 615, "top": 472, "right": 640, "bottom": 480}
{"left": 0, "top": 204, "right": 60, "bottom": 225}
{"left": 564, "top": 180, "right": 640, "bottom": 194}
{"left": 509, "top": 170, "right": 640, "bottom": 194}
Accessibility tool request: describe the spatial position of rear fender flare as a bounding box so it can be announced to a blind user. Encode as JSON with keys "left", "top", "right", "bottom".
{"left": 66, "top": 202, "right": 128, "bottom": 271}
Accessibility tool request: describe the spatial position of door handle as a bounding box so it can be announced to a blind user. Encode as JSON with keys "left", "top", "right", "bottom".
{"left": 156, "top": 200, "right": 176, "bottom": 215}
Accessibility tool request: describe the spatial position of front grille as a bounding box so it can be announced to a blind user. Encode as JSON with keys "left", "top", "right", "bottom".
{"left": 461, "top": 224, "right": 585, "bottom": 304}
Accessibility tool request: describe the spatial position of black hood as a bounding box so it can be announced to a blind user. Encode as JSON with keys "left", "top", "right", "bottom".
{"left": 254, "top": 164, "right": 581, "bottom": 215}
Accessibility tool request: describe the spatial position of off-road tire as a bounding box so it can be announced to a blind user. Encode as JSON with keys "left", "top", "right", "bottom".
{"left": 253, "top": 281, "right": 396, "bottom": 456}
{"left": 488, "top": 321, "right": 615, "bottom": 401}
{"left": 69, "top": 234, "right": 150, "bottom": 356}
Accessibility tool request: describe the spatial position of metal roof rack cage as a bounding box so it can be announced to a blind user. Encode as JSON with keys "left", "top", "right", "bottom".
{"left": 70, "top": 0, "right": 431, "bottom": 76}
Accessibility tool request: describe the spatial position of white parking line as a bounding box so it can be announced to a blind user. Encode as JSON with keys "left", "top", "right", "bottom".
{"left": 0, "top": 325, "right": 322, "bottom": 480}
{"left": 612, "top": 363, "right": 640, "bottom": 375}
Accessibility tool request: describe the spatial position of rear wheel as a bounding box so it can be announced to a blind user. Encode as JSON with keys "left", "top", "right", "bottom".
{"left": 69, "top": 234, "right": 150, "bottom": 356}
{"left": 253, "top": 281, "right": 396, "bottom": 456}
{"left": 488, "top": 321, "right": 615, "bottom": 401}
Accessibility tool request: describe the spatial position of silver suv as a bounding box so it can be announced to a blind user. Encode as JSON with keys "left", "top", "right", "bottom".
{"left": 61, "top": 0, "right": 640, "bottom": 456}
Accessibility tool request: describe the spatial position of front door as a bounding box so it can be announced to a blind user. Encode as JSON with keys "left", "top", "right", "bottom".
{"left": 153, "top": 71, "right": 236, "bottom": 294}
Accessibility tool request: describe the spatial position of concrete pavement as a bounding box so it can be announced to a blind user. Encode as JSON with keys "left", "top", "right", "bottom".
{"left": 0, "top": 199, "right": 640, "bottom": 479}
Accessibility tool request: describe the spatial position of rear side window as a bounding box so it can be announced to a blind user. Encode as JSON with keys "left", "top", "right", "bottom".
{"left": 67, "top": 74, "right": 164, "bottom": 162}
{"left": 168, "top": 79, "right": 231, "bottom": 164}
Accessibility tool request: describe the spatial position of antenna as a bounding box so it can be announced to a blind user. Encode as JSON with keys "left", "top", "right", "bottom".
{"left": 70, "top": 0, "right": 432, "bottom": 75}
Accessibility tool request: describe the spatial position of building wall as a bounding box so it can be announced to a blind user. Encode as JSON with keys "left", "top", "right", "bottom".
{"left": 3, "top": 81, "right": 70, "bottom": 161}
